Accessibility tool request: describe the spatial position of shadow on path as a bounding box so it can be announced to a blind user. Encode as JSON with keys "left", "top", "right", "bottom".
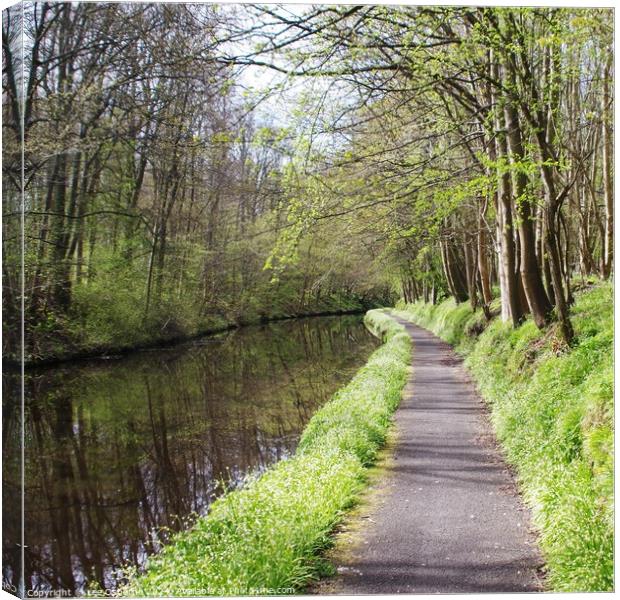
{"left": 319, "top": 316, "right": 544, "bottom": 594}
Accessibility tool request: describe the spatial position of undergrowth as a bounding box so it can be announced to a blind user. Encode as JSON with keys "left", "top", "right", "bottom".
{"left": 395, "top": 282, "right": 613, "bottom": 592}
{"left": 22, "top": 286, "right": 377, "bottom": 365}
{"left": 118, "top": 309, "right": 411, "bottom": 596}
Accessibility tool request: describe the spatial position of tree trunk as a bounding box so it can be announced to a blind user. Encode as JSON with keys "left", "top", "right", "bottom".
{"left": 490, "top": 57, "right": 524, "bottom": 326}
{"left": 539, "top": 158, "right": 575, "bottom": 344}
{"left": 494, "top": 120, "right": 524, "bottom": 325}
{"left": 477, "top": 196, "right": 493, "bottom": 307}
{"left": 503, "top": 92, "right": 552, "bottom": 328}
{"left": 602, "top": 54, "right": 613, "bottom": 278}
{"left": 463, "top": 232, "right": 478, "bottom": 311}
{"left": 544, "top": 208, "right": 574, "bottom": 344}
{"left": 444, "top": 236, "right": 469, "bottom": 303}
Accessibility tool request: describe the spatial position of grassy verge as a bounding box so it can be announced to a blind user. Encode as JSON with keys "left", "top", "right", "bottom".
{"left": 118, "top": 309, "right": 411, "bottom": 596}
{"left": 395, "top": 282, "right": 613, "bottom": 592}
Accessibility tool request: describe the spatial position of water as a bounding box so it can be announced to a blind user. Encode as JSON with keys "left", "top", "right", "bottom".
{"left": 2, "top": 315, "right": 379, "bottom": 596}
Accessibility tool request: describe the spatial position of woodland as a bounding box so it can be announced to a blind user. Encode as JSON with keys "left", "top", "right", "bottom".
{"left": 2, "top": 4, "right": 613, "bottom": 361}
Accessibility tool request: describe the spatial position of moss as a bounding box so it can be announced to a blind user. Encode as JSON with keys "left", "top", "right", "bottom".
{"left": 396, "top": 282, "right": 613, "bottom": 592}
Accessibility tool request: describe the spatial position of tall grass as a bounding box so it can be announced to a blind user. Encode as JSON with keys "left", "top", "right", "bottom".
{"left": 395, "top": 283, "right": 613, "bottom": 591}
{"left": 119, "top": 309, "right": 411, "bottom": 596}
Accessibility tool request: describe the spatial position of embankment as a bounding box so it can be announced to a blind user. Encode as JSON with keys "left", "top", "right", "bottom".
{"left": 395, "top": 282, "right": 613, "bottom": 592}
{"left": 11, "top": 306, "right": 372, "bottom": 369}
{"left": 118, "top": 309, "right": 411, "bottom": 596}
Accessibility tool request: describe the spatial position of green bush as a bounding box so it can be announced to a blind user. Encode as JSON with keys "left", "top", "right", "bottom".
{"left": 396, "top": 283, "right": 613, "bottom": 591}
{"left": 119, "top": 309, "right": 411, "bottom": 596}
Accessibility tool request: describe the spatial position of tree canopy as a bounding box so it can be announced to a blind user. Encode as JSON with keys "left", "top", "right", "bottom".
{"left": 2, "top": 3, "right": 613, "bottom": 359}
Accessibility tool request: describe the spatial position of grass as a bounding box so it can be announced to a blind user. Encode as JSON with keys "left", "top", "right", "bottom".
{"left": 118, "top": 309, "right": 411, "bottom": 596}
{"left": 395, "top": 282, "right": 613, "bottom": 592}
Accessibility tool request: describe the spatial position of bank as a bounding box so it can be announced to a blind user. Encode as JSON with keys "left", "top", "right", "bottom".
{"left": 9, "top": 298, "right": 381, "bottom": 368}
{"left": 116, "top": 310, "right": 411, "bottom": 596}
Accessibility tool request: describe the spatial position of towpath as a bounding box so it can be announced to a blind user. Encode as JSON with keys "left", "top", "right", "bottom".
{"left": 321, "top": 315, "right": 543, "bottom": 594}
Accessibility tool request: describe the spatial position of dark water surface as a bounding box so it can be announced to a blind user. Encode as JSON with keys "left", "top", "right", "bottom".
{"left": 3, "top": 315, "right": 379, "bottom": 595}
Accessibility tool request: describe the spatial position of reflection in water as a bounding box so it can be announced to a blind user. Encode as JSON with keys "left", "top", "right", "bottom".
{"left": 3, "top": 316, "right": 378, "bottom": 595}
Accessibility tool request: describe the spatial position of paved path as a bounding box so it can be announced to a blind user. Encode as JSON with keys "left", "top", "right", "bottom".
{"left": 327, "top": 316, "right": 543, "bottom": 594}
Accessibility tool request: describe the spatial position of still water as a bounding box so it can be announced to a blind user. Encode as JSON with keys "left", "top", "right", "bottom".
{"left": 2, "top": 315, "right": 379, "bottom": 595}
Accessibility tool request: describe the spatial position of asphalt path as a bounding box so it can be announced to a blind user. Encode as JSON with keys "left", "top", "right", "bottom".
{"left": 329, "top": 315, "right": 544, "bottom": 594}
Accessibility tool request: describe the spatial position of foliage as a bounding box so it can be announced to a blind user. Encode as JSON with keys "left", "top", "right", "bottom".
{"left": 395, "top": 282, "right": 613, "bottom": 591}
